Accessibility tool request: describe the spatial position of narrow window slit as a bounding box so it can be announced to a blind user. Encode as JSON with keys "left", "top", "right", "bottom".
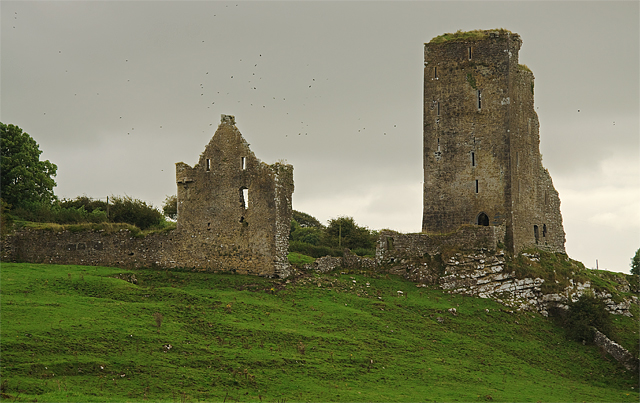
{"left": 240, "top": 187, "right": 249, "bottom": 210}
{"left": 477, "top": 90, "right": 482, "bottom": 110}
{"left": 475, "top": 180, "right": 479, "bottom": 194}
{"left": 437, "top": 101, "right": 440, "bottom": 116}
{"left": 206, "top": 159, "right": 210, "bottom": 171}
{"left": 471, "top": 152, "right": 475, "bottom": 167}
{"left": 241, "top": 157, "right": 246, "bottom": 170}
{"left": 434, "top": 67, "right": 438, "bottom": 79}
{"left": 468, "top": 47, "right": 472, "bottom": 60}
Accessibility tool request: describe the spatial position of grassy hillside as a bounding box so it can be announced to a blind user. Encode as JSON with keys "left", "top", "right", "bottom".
{"left": 1, "top": 262, "right": 638, "bottom": 402}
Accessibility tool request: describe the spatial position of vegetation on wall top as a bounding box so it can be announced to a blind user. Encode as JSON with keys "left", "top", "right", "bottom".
{"left": 428, "top": 28, "right": 515, "bottom": 44}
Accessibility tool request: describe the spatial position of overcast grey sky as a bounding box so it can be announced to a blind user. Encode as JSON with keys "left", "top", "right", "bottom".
{"left": 2, "top": 1, "right": 638, "bottom": 273}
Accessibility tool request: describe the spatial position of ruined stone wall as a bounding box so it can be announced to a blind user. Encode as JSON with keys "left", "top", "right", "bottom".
{"left": 508, "top": 65, "right": 566, "bottom": 253}
{"left": 423, "top": 30, "right": 565, "bottom": 254}
{"left": 376, "top": 225, "right": 504, "bottom": 267}
{"left": 2, "top": 228, "right": 172, "bottom": 269}
{"left": 3, "top": 115, "right": 294, "bottom": 278}
{"left": 175, "top": 115, "right": 294, "bottom": 277}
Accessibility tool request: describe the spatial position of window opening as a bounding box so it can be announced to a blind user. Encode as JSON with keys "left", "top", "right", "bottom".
{"left": 471, "top": 152, "right": 475, "bottom": 167}
{"left": 543, "top": 224, "right": 547, "bottom": 238}
{"left": 241, "top": 157, "right": 246, "bottom": 170}
{"left": 477, "top": 90, "right": 482, "bottom": 110}
{"left": 434, "top": 67, "right": 438, "bottom": 79}
{"left": 239, "top": 187, "right": 249, "bottom": 210}
{"left": 477, "top": 212, "right": 489, "bottom": 226}
{"left": 387, "top": 237, "right": 395, "bottom": 251}
{"left": 468, "top": 47, "right": 472, "bottom": 60}
{"left": 534, "top": 225, "right": 539, "bottom": 244}
{"left": 437, "top": 101, "right": 440, "bottom": 116}
{"left": 206, "top": 159, "right": 210, "bottom": 171}
{"left": 475, "top": 180, "right": 479, "bottom": 194}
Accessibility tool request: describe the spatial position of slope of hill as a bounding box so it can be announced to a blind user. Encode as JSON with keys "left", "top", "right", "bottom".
{"left": 1, "top": 262, "right": 638, "bottom": 402}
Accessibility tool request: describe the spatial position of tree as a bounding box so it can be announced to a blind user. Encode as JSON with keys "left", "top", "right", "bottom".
{"left": 324, "top": 216, "right": 376, "bottom": 250}
{"left": 162, "top": 195, "right": 177, "bottom": 220}
{"left": 631, "top": 248, "right": 640, "bottom": 276}
{"left": 292, "top": 210, "right": 324, "bottom": 229}
{"left": 1, "top": 123, "right": 57, "bottom": 209}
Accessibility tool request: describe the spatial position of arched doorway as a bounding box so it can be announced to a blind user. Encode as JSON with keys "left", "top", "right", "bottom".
{"left": 477, "top": 212, "right": 489, "bottom": 226}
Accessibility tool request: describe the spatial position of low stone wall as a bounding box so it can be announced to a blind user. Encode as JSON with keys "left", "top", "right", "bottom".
{"left": 304, "top": 249, "right": 375, "bottom": 274}
{"left": 594, "top": 330, "right": 639, "bottom": 371}
{"left": 376, "top": 225, "right": 504, "bottom": 266}
{"left": 2, "top": 227, "right": 288, "bottom": 277}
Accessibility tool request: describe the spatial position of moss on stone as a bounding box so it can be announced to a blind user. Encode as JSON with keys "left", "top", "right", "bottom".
{"left": 428, "top": 29, "right": 514, "bottom": 44}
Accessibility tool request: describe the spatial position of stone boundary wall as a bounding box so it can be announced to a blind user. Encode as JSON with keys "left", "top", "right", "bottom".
{"left": 2, "top": 228, "right": 170, "bottom": 269}
{"left": 2, "top": 227, "right": 288, "bottom": 277}
{"left": 594, "top": 330, "right": 639, "bottom": 371}
{"left": 304, "top": 249, "right": 375, "bottom": 274}
{"left": 376, "top": 225, "right": 505, "bottom": 266}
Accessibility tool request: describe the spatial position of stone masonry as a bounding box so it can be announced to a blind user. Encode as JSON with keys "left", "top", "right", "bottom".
{"left": 4, "top": 115, "right": 295, "bottom": 278}
{"left": 175, "top": 115, "right": 294, "bottom": 277}
{"left": 422, "top": 29, "right": 565, "bottom": 254}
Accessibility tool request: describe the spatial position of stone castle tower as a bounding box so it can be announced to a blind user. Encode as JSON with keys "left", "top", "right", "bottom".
{"left": 422, "top": 29, "right": 565, "bottom": 254}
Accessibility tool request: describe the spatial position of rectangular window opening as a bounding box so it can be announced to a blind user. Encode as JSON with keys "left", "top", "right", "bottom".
{"left": 468, "top": 47, "right": 472, "bottom": 60}
{"left": 206, "top": 159, "right": 210, "bottom": 171}
{"left": 475, "top": 180, "right": 479, "bottom": 194}
{"left": 434, "top": 67, "right": 438, "bottom": 79}
{"left": 241, "top": 157, "right": 246, "bottom": 170}
{"left": 471, "top": 152, "right": 475, "bottom": 167}
{"left": 437, "top": 101, "right": 440, "bottom": 116}
{"left": 241, "top": 188, "right": 249, "bottom": 209}
{"left": 477, "top": 90, "right": 482, "bottom": 110}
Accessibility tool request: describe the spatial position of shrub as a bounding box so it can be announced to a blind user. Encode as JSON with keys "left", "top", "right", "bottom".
{"left": 555, "top": 295, "right": 613, "bottom": 344}
{"left": 108, "top": 196, "right": 164, "bottom": 230}
{"left": 289, "top": 240, "right": 342, "bottom": 258}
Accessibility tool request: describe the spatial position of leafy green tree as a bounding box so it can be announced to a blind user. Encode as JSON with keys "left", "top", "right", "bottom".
{"left": 631, "top": 248, "right": 640, "bottom": 276}
{"left": 162, "top": 195, "right": 178, "bottom": 220}
{"left": 292, "top": 210, "right": 324, "bottom": 229}
{"left": 324, "top": 216, "right": 376, "bottom": 250}
{"left": 1, "top": 123, "right": 57, "bottom": 209}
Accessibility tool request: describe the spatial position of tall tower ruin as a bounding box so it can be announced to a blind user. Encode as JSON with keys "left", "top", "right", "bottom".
{"left": 422, "top": 29, "right": 565, "bottom": 254}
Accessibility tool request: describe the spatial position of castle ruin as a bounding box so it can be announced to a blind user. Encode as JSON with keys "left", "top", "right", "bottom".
{"left": 3, "top": 115, "right": 294, "bottom": 278}
{"left": 422, "top": 29, "right": 565, "bottom": 254}
{"left": 175, "top": 115, "right": 294, "bottom": 277}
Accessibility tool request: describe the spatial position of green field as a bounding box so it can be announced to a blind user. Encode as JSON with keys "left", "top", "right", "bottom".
{"left": 1, "top": 262, "right": 638, "bottom": 402}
